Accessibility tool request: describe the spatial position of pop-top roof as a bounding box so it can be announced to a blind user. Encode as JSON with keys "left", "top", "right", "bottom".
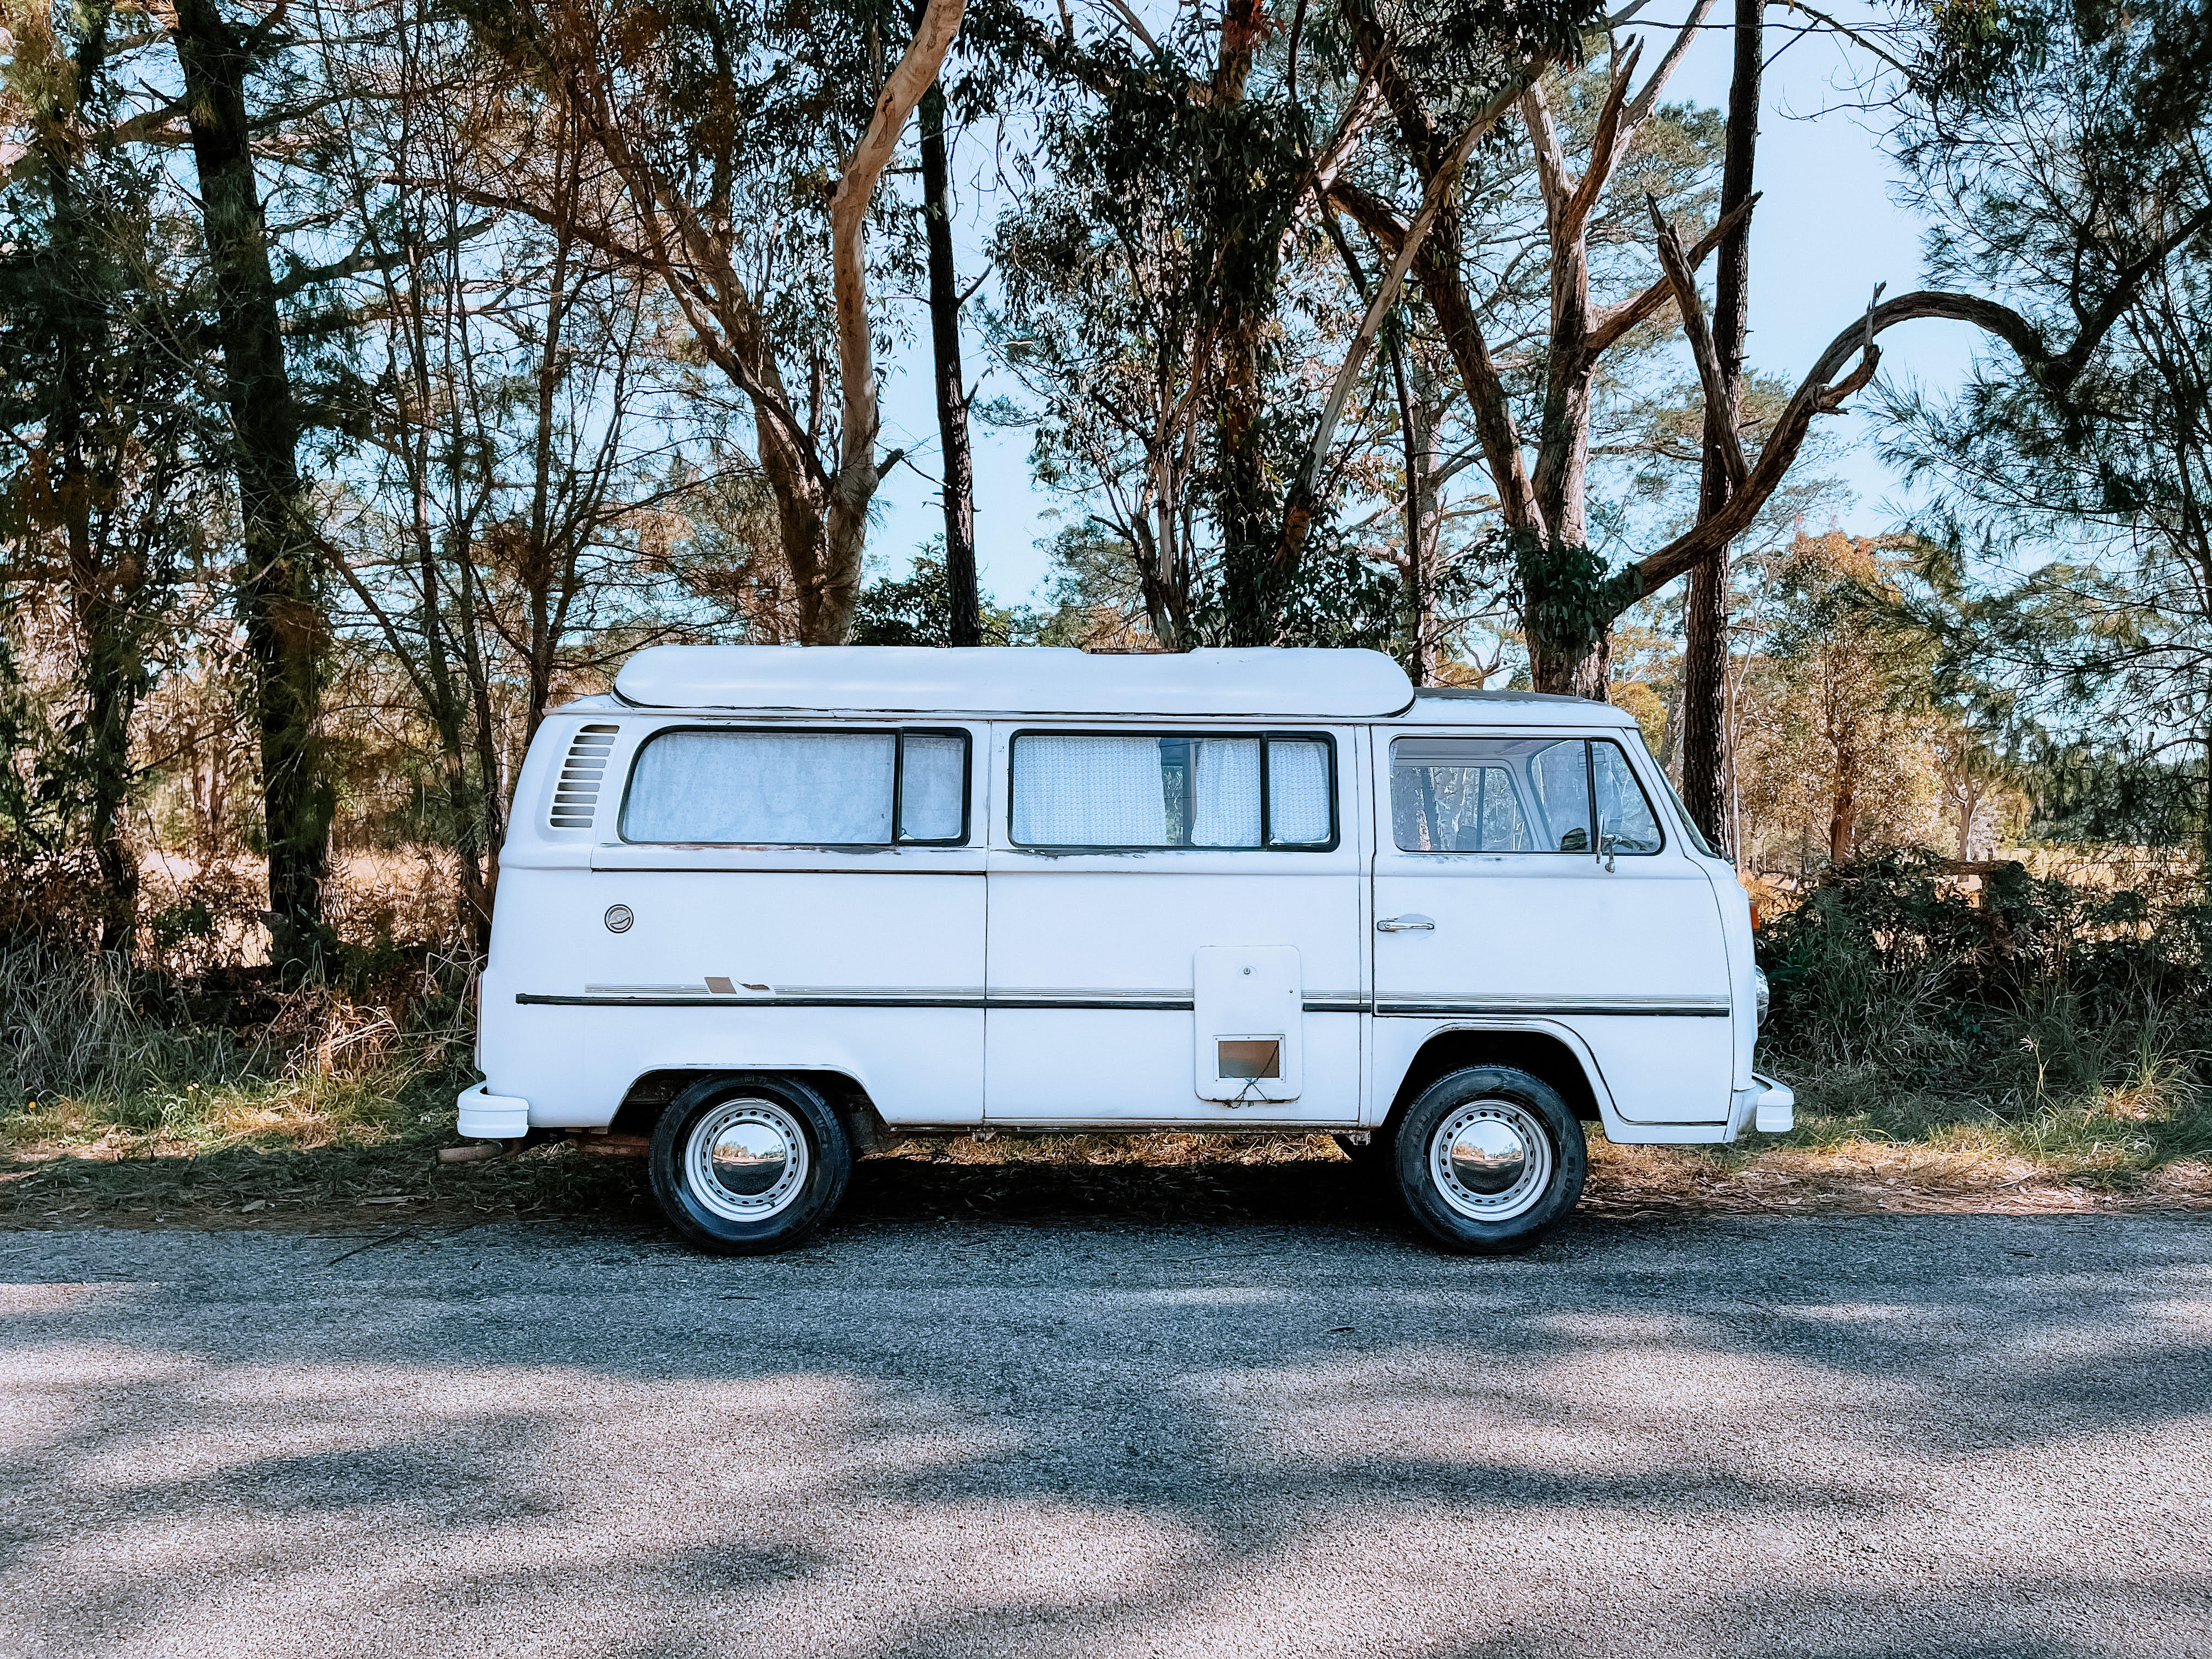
{"left": 613, "top": 645, "right": 1417, "bottom": 718}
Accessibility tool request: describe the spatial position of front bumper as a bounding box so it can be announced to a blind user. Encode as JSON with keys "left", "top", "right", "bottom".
{"left": 1750, "top": 1071, "right": 1794, "bottom": 1133}
{"left": 457, "top": 1082, "right": 531, "bottom": 1139}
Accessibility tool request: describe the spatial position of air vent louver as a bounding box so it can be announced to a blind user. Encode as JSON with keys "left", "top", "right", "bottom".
{"left": 549, "top": 724, "right": 619, "bottom": 831}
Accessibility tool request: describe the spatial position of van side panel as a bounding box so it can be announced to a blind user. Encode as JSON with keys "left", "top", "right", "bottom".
{"left": 1367, "top": 725, "right": 1737, "bottom": 1126}
{"left": 480, "top": 865, "right": 989, "bottom": 1127}
{"left": 983, "top": 867, "right": 1363, "bottom": 1126}
{"left": 983, "top": 722, "right": 1366, "bottom": 1128}
{"left": 477, "top": 716, "right": 990, "bottom": 1129}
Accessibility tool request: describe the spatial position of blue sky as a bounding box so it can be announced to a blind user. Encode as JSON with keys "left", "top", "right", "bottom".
{"left": 861, "top": 3, "right": 1981, "bottom": 606}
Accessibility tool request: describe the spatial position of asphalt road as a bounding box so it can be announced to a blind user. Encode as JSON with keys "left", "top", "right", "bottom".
{"left": 3, "top": 1206, "right": 2209, "bottom": 1658}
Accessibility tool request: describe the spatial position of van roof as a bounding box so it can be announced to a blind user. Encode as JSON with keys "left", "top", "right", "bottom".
{"left": 612, "top": 645, "right": 1419, "bottom": 718}
{"left": 1408, "top": 687, "right": 1635, "bottom": 727}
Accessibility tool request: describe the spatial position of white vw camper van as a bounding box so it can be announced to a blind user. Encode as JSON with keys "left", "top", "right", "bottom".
{"left": 461, "top": 645, "right": 1791, "bottom": 1254}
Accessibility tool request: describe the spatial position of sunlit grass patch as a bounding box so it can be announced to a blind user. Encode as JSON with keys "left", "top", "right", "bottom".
{"left": 0, "top": 1064, "right": 419, "bottom": 1159}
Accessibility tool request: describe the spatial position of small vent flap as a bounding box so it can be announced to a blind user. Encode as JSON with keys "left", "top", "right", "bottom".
{"left": 549, "top": 724, "right": 619, "bottom": 831}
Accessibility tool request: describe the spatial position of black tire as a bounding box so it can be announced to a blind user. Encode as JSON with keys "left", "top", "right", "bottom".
{"left": 1391, "top": 1066, "right": 1585, "bottom": 1254}
{"left": 649, "top": 1074, "right": 852, "bottom": 1255}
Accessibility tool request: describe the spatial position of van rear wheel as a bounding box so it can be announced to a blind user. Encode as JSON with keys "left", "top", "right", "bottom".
{"left": 649, "top": 1074, "right": 852, "bottom": 1255}
{"left": 1392, "top": 1066, "right": 1585, "bottom": 1254}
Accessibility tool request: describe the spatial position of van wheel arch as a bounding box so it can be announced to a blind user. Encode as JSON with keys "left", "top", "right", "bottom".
{"left": 614, "top": 1067, "right": 898, "bottom": 1155}
{"left": 1384, "top": 1030, "right": 1605, "bottom": 1133}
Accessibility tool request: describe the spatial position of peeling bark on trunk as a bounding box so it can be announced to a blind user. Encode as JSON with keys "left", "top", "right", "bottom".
{"left": 824, "top": 0, "right": 968, "bottom": 644}
{"left": 174, "top": 0, "right": 330, "bottom": 974}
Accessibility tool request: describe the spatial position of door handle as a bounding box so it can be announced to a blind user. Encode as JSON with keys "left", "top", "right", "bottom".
{"left": 1376, "top": 914, "right": 1435, "bottom": 933}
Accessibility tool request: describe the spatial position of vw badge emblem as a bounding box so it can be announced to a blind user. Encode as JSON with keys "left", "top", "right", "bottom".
{"left": 603, "top": 904, "right": 634, "bottom": 934}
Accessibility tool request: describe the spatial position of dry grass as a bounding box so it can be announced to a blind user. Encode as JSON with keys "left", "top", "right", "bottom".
{"left": 7, "top": 1098, "right": 2207, "bottom": 1235}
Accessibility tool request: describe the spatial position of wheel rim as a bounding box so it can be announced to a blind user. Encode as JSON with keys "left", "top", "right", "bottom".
{"left": 1429, "top": 1098, "right": 1553, "bottom": 1223}
{"left": 684, "top": 1098, "right": 809, "bottom": 1222}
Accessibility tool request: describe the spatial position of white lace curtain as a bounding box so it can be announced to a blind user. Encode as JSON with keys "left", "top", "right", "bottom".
{"left": 1012, "top": 735, "right": 1169, "bottom": 844}
{"left": 1013, "top": 735, "right": 1331, "bottom": 847}
{"left": 623, "top": 731, "right": 897, "bottom": 843}
{"left": 1266, "top": 739, "right": 1331, "bottom": 843}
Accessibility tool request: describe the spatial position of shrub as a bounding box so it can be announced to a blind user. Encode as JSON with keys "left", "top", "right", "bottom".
{"left": 1756, "top": 847, "right": 2208, "bottom": 1118}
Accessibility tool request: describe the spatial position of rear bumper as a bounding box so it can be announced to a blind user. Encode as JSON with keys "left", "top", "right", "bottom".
{"left": 457, "top": 1082, "right": 531, "bottom": 1139}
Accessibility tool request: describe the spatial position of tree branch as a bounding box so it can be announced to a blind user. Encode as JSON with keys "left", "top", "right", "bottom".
{"left": 1282, "top": 64, "right": 1545, "bottom": 563}
{"left": 1635, "top": 286, "right": 2049, "bottom": 594}
{"left": 1587, "top": 193, "right": 1757, "bottom": 354}
{"left": 1330, "top": 178, "right": 1539, "bottom": 533}
{"left": 1647, "top": 195, "right": 1747, "bottom": 490}
{"left": 828, "top": 0, "right": 968, "bottom": 493}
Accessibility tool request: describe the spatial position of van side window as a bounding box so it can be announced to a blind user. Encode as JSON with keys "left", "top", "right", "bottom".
{"left": 621, "top": 728, "right": 969, "bottom": 845}
{"left": 1591, "top": 742, "right": 1664, "bottom": 855}
{"left": 1011, "top": 733, "right": 1336, "bottom": 849}
{"left": 1390, "top": 737, "right": 1662, "bottom": 855}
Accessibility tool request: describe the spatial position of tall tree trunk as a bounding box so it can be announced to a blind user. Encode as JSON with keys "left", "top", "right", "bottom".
{"left": 174, "top": 0, "right": 330, "bottom": 974}
{"left": 1387, "top": 336, "right": 1439, "bottom": 684}
{"left": 822, "top": 0, "right": 969, "bottom": 646}
{"left": 1680, "top": 0, "right": 1760, "bottom": 851}
{"left": 1829, "top": 765, "right": 1857, "bottom": 866}
{"left": 917, "top": 79, "right": 980, "bottom": 647}
{"left": 1212, "top": 0, "right": 1278, "bottom": 649}
{"left": 41, "top": 5, "right": 140, "bottom": 953}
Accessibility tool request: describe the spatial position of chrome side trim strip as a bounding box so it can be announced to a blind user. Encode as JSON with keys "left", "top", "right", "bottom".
{"left": 524, "top": 985, "right": 1374, "bottom": 1013}
{"left": 532, "top": 988, "right": 1685, "bottom": 1014}
{"left": 1374, "top": 993, "right": 1731, "bottom": 1017}
{"left": 522, "top": 990, "right": 1190, "bottom": 1011}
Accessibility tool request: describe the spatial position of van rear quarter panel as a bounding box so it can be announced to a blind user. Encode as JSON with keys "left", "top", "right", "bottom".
{"left": 479, "top": 864, "right": 987, "bottom": 1128}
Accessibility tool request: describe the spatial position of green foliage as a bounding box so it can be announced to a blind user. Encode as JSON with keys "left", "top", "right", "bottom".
{"left": 0, "top": 0, "right": 215, "bottom": 940}
{"left": 849, "top": 546, "right": 1031, "bottom": 645}
{"left": 1883, "top": 0, "right": 2212, "bottom": 872}
{"left": 2016, "top": 745, "right": 2208, "bottom": 848}
{"left": 1758, "top": 848, "right": 2207, "bottom": 1111}
{"left": 1503, "top": 529, "right": 1643, "bottom": 662}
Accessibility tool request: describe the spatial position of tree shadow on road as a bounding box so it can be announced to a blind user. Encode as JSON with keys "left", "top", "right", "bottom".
{"left": 2, "top": 1210, "right": 2207, "bottom": 1658}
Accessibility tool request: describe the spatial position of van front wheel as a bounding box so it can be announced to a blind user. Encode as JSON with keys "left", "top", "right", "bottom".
{"left": 1392, "top": 1067, "right": 1585, "bottom": 1254}
{"left": 650, "top": 1075, "right": 852, "bottom": 1255}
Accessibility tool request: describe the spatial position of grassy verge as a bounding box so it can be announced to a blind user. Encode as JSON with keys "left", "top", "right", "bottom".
{"left": 4, "top": 1067, "right": 2205, "bottom": 1234}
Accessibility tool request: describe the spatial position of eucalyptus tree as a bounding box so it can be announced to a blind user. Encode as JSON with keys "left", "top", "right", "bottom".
{"left": 168, "top": 0, "right": 352, "bottom": 970}
{"left": 981, "top": 0, "right": 1601, "bottom": 648}
{"left": 458, "top": 0, "right": 966, "bottom": 644}
{"left": 1324, "top": 0, "right": 2212, "bottom": 736}
{"left": 0, "top": 0, "right": 212, "bottom": 949}
{"left": 913, "top": 0, "right": 981, "bottom": 646}
{"left": 1879, "top": 0, "right": 2212, "bottom": 883}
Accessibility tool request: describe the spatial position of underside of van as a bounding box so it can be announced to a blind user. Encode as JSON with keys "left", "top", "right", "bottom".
{"left": 464, "top": 645, "right": 1793, "bottom": 1255}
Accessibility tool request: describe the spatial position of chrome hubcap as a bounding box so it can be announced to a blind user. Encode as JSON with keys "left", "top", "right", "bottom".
{"left": 685, "top": 1098, "right": 808, "bottom": 1222}
{"left": 1430, "top": 1099, "right": 1552, "bottom": 1222}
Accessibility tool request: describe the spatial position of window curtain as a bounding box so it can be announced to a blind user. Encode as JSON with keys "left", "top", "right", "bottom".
{"left": 1189, "top": 739, "right": 1262, "bottom": 846}
{"left": 623, "top": 731, "right": 895, "bottom": 843}
{"left": 1266, "top": 740, "right": 1331, "bottom": 842}
{"left": 1012, "top": 735, "right": 1167, "bottom": 844}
